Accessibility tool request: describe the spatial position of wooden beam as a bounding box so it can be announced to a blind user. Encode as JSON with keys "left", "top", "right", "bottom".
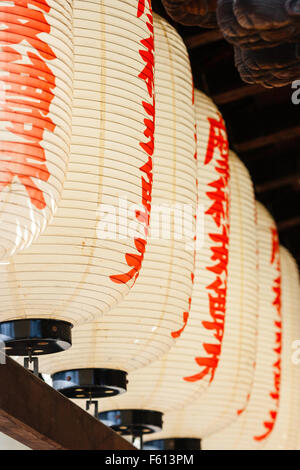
{"left": 0, "top": 356, "right": 135, "bottom": 450}
{"left": 213, "top": 84, "right": 265, "bottom": 105}
{"left": 184, "top": 29, "right": 223, "bottom": 49}
{"left": 255, "top": 175, "right": 300, "bottom": 194}
{"left": 235, "top": 126, "right": 300, "bottom": 153}
{"left": 278, "top": 216, "right": 300, "bottom": 232}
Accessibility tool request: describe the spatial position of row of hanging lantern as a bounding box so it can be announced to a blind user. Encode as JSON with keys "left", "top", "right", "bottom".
{"left": 96, "top": 138, "right": 258, "bottom": 446}
{"left": 39, "top": 10, "right": 197, "bottom": 400}
{"left": 141, "top": 243, "right": 300, "bottom": 451}
{"left": 0, "top": 0, "right": 299, "bottom": 450}
{"left": 204, "top": 244, "right": 300, "bottom": 450}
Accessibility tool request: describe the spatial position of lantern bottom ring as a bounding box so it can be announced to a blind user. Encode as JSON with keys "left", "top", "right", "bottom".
{"left": 99, "top": 409, "right": 163, "bottom": 437}
{"left": 51, "top": 368, "right": 127, "bottom": 399}
{"left": 0, "top": 319, "right": 72, "bottom": 356}
{"left": 144, "top": 438, "right": 202, "bottom": 451}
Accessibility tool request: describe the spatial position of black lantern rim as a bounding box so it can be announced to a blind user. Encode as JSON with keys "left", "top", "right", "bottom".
{"left": 52, "top": 368, "right": 128, "bottom": 398}
{"left": 99, "top": 409, "right": 163, "bottom": 436}
{"left": 0, "top": 319, "right": 72, "bottom": 356}
{"left": 144, "top": 438, "right": 201, "bottom": 450}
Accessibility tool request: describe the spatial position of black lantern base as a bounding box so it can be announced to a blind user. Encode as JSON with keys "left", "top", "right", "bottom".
{"left": 144, "top": 438, "right": 201, "bottom": 451}
{"left": 0, "top": 319, "right": 72, "bottom": 356}
{"left": 51, "top": 368, "right": 128, "bottom": 399}
{"left": 99, "top": 409, "right": 163, "bottom": 437}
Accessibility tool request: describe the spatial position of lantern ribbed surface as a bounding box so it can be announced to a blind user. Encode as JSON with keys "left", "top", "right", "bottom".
{"left": 0, "top": 0, "right": 73, "bottom": 261}
{"left": 204, "top": 202, "right": 283, "bottom": 449}
{"left": 39, "top": 12, "right": 197, "bottom": 373}
{"left": 205, "top": 246, "right": 300, "bottom": 450}
{"left": 0, "top": 0, "right": 156, "bottom": 325}
{"left": 99, "top": 151, "right": 257, "bottom": 433}
{"left": 263, "top": 247, "right": 300, "bottom": 450}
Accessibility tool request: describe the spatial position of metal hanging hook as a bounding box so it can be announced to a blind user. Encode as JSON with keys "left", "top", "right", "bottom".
{"left": 139, "top": 433, "right": 144, "bottom": 450}
{"left": 86, "top": 397, "right": 99, "bottom": 418}
{"left": 24, "top": 348, "right": 39, "bottom": 376}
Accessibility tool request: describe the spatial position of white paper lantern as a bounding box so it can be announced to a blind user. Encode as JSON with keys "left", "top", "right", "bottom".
{"left": 205, "top": 246, "right": 300, "bottom": 450}
{"left": 0, "top": 0, "right": 156, "bottom": 356}
{"left": 263, "top": 247, "right": 300, "bottom": 450}
{"left": 38, "top": 12, "right": 197, "bottom": 395}
{"left": 204, "top": 202, "right": 283, "bottom": 450}
{"left": 0, "top": 0, "right": 73, "bottom": 261}
{"left": 98, "top": 150, "right": 258, "bottom": 441}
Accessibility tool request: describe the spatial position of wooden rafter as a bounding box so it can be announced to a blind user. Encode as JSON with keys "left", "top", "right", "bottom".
{"left": 277, "top": 217, "right": 300, "bottom": 232}
{"left": 184, "top": 29, "right": 223, "bottom": 49}
{"left": 213, "top": 84, "right": 265, "bottom": 105}
{"left": 255, "top": 175, "right": 300, "bottom": 194}
{"left": 234, "top": 126, "right": 300, "bottom": 153}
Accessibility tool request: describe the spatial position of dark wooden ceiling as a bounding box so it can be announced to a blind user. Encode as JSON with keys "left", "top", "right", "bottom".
{"left": 153, "top": 0, "right": 300, "bottom": 267}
